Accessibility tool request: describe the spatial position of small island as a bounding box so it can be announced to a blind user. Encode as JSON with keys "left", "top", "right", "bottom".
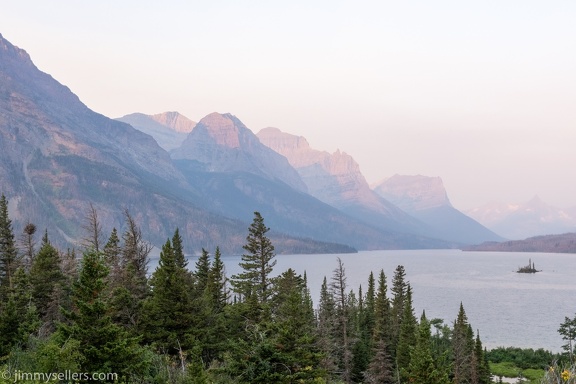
{"left": 516, "top": 258, "right": 540, "bottom": 273}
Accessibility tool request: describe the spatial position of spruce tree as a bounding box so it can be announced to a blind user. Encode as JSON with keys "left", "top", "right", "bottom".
{"left": 141, "top": 238, "right": 194, "bottom": 355}
{"left": 102, "top": 227, "right": 121, "bottom": 280}
{"left": 317, "top": 276, "right": 338, "bottom": 376}
{"left": 29, "top": 233, "right": 65, "bottom": 323}
{"left": 390, "top": 265, "right": 408, "bottom": 355}
{"left": 452, "top": 302, "right": 474, "bottom": 384}
{"left": 407, "top": 312, "right": 450, "bottom": 384}
{"left": 373, "top": 269, "right": 392, "bottom": 349}
{"left": 396, "top": 285, "right": 418, "bottom": 383}
{"left": 195, "top": 248, "right": 211, "bottom": 294}
{"left": 331, "top": 257, "right": 352, "bottom": 383}
{"left": 231, "top": 211, "right": 276, "bottom": 304}
{"left": 58, "top": 249, "right": 144, "bottom": 379}
{"left": 365, "top": 337, "right": 394, "bottom": 384}
{"left": 0, "top": 194, "right": 19, "bottom": 299}
{"left": 109, "top": 210, "right": 151, "bottom": 331}
{"left": 21, "top": 222, "right": 37, "bottom": 269}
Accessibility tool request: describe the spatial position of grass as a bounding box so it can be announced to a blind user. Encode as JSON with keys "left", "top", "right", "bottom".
{"left": 490, "top": 362, "right": 545, "bottom": 383}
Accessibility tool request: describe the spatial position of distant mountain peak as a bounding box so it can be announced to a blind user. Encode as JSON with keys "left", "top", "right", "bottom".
{"left": 195, "top": 112, "right": 243, "bottom": 148}
{"left": 372, "top": 174, "right": 452, "bottom": 212}
{"left": 172, "top": 113, "right": 307, "bottom": 192}
{"left": 149, "top": 111, "right": 196, "bottom": 133}
{"left": 0, "top": 33, "right": 34, "bottom": 67}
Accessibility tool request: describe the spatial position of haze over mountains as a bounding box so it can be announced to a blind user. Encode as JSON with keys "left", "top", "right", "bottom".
{"left": 466, "top": 196, "right": 576, "bottom": 240}
{"left": 3, "top": 33, "right": 567, "bottom": 254}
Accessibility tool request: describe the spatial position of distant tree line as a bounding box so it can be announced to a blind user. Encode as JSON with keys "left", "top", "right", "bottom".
{"left": 0, "top": 193, "right": 494, "bottom": 383}
{"left": 464, "top": 233, "right": 576, "bottom": 254}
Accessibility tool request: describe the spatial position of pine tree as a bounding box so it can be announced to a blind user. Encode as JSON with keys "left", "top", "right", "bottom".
{"left": 172, "top": 227, "right": 188, "bottom": 269}
{"left": 58, "top": 249, "right": 144, "bottom": 379}
{"left": 373, "top": 269, "right": 392, "bottom": 349}
{"left": 0, "top": 267, "right": 40, "bottom": 356}
{"left": 365, "top": 337, "right": 394, "bottom": 384}
{"left": 390, "top": 265, "right": 408, "bottom": 356}
{"left": 396, "top": 285, "right": 418, "bottom": 383}
{"left": 231, "top": 212, "right": 276, "bottom": 304}
{"left": 195, "top": 248, "right": 211, "bottom": 294}
{"left": 475, "top": 332, "right": 492, "bottom": 384}
{"left": 29, "top": 232, "right": 64, "bottom": 323}
{"left": 102, "top": 227, "right": 121, "bottom": 280}
{"left": 81, "top": 202, "right": 103, "bottom": 252}
{"left": 20, "top": 222, "right": 37, "bottom": 269}
{"left": 141, "top": 238, "right": 194, "bottom": 355}
{"left": 205, "top": 246, "right": 228, "bottom": 311}
{"left": 316, "top": 276, "right": 338, "bottom": 376}
{"left": 452, "top": 302, "right": 474, "bottom": 384}
{"left": 331, "top": 257, "right": 352, "bottom": 383}
{"left": 407, "top": 312, "right": 450, "bottom": 384}
{"left": 109, "top": 210, "right": 151, "bottom": 331}
{"left": 197, "top": 247, "right": 228, "bottom": 365}
{"left": 0, "top": 194, "right": 19, "bottom": 300}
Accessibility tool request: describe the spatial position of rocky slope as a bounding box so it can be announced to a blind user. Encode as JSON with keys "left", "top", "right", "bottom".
{"left": 172, "top": 114, "right": 308, "bottom": 193}
{"left": 373, "top": 175, "right": 504, "bottom": 244}
{"left": 257, "top": 127, "right": 427, "bottom": 235}
{"left": 116, "top": 112, "right": 195, "bottom": 151}
{"left": 0, "top": 33, "right": 355, "bottom": 254}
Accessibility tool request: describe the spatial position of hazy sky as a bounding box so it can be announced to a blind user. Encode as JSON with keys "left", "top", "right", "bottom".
{"left": 1, "top": 1, "right": 575, "bottom": 210}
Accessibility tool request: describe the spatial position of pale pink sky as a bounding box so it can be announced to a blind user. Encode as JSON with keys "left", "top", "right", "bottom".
{"left": 1, "top": 1, "right": 575, "bottom": 210}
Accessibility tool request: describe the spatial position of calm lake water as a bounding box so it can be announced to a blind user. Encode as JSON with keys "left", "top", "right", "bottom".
{"left": 151, "top": 249, "right": 576, "bottom": 352}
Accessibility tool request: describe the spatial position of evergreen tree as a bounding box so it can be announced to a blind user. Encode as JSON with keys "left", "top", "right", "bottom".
{"left": 365, "top": 337, "right": 394, "bottom": 384}
{"left": 172, "top": 228, "right": 187, "bottom": 269}
{"left": 81, "top": 202, "right": 103, "bottom": 252}
{"left": 331, "top": 257, "right": 352, "bottom": 383}
{"left": 0, "top": 194, "right": 19, "bottom": 300}
{"left": 396, "top": 285, "right": 418, "bottom": 383}
{"left": 0, "top": 267, "right": 40, "bottom": 356}
{"left": 29, "top": 233, "right": 65, "bottom": 324}
{"left": 58, "top": 249, "right": 145, "bottom": 380}
{"left": 407, "top": 312, "right": 450, "bottom": 384}
{"left": 109, "top": 210, "right": 151, "bottom": 331}
{"left": 231, "top": 211, "right": 276, "bottom": 304}
{"left": 390, "top": 265, "right": 409, "bottom": 355}
{"left": 352, "top": 284, "right": 371, "bottom": 382}
{"left": 141, "top": 238, "right": 194, "bottom": 355}
{"left": 474, "top": 332, "right": 492, "bottom": 384}
{"left": 20, "top": 222, "right": 37, "bottom": 269}
{"left": 195, "top": 248, "right": 211, "bottom": 294}
{"left": 205, "top": 246, "right": 228, "bottom": 310}
{"left": 373, "top": 269, "right": 392, "bottom": 349}
{"left": 316, "top": 276, "right": 338, "bottom": 376}
{"left": 197, "top": 247, "right": 228, "bottom": 366}
{"left": 452, "top": 302, "right": 474, "bottom": 384}
{"left": 102, "top": 227, "right": 121, "bottom": 281}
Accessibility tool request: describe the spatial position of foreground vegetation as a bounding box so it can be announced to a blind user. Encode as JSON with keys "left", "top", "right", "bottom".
{"left": 0, "top": 194, "right": 575, "bottom": 383}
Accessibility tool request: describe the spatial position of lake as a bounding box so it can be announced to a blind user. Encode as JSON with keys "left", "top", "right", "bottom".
{"left": 151, "top": 249, "right": 576, "bottom": 352}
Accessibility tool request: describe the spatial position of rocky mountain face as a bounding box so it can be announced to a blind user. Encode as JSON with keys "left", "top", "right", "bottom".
{"left": 0, "top": 33, "right": 487, "bottom": 252}
{"left": 172, "top": 114, "right": 308, "bottom": 193}
{"left": 372, "top": 174, "right": 451, "bottom": 211}
{"left": 116, "top": 112, "right": 195, "bottom": 151}
{"left": 0, "top": 33, "right": 254, "bottom": 251}
{"left": 256, "top": 128, "right": 426, "bottom": 235}
{"left": 466, "top": 196, "right": 576, "bottom": 240}
{"left": 0, "top": 33, "right": 359, "bottom": 254}
{"left": 373, "top": 175, "right": 504, "bottom": 244}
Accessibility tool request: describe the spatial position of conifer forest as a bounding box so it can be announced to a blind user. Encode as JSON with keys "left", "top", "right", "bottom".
{"left": 0, "top": 194, "right": 574, "bottom": 383}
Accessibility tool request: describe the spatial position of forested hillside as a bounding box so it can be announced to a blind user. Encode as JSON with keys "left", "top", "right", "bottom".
{"left": 464, "top": 233, "right": 576, "bottom": 253}
{"left": 0, "top": 194, "right": 497, "bottom": 383}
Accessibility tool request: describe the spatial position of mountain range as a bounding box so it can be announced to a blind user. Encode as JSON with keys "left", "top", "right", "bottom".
{"left": 465, "top": 196, "right": 576, "bottom": 240}
{"left": 1, "top": 33, "right": 509, "bottom": 253}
